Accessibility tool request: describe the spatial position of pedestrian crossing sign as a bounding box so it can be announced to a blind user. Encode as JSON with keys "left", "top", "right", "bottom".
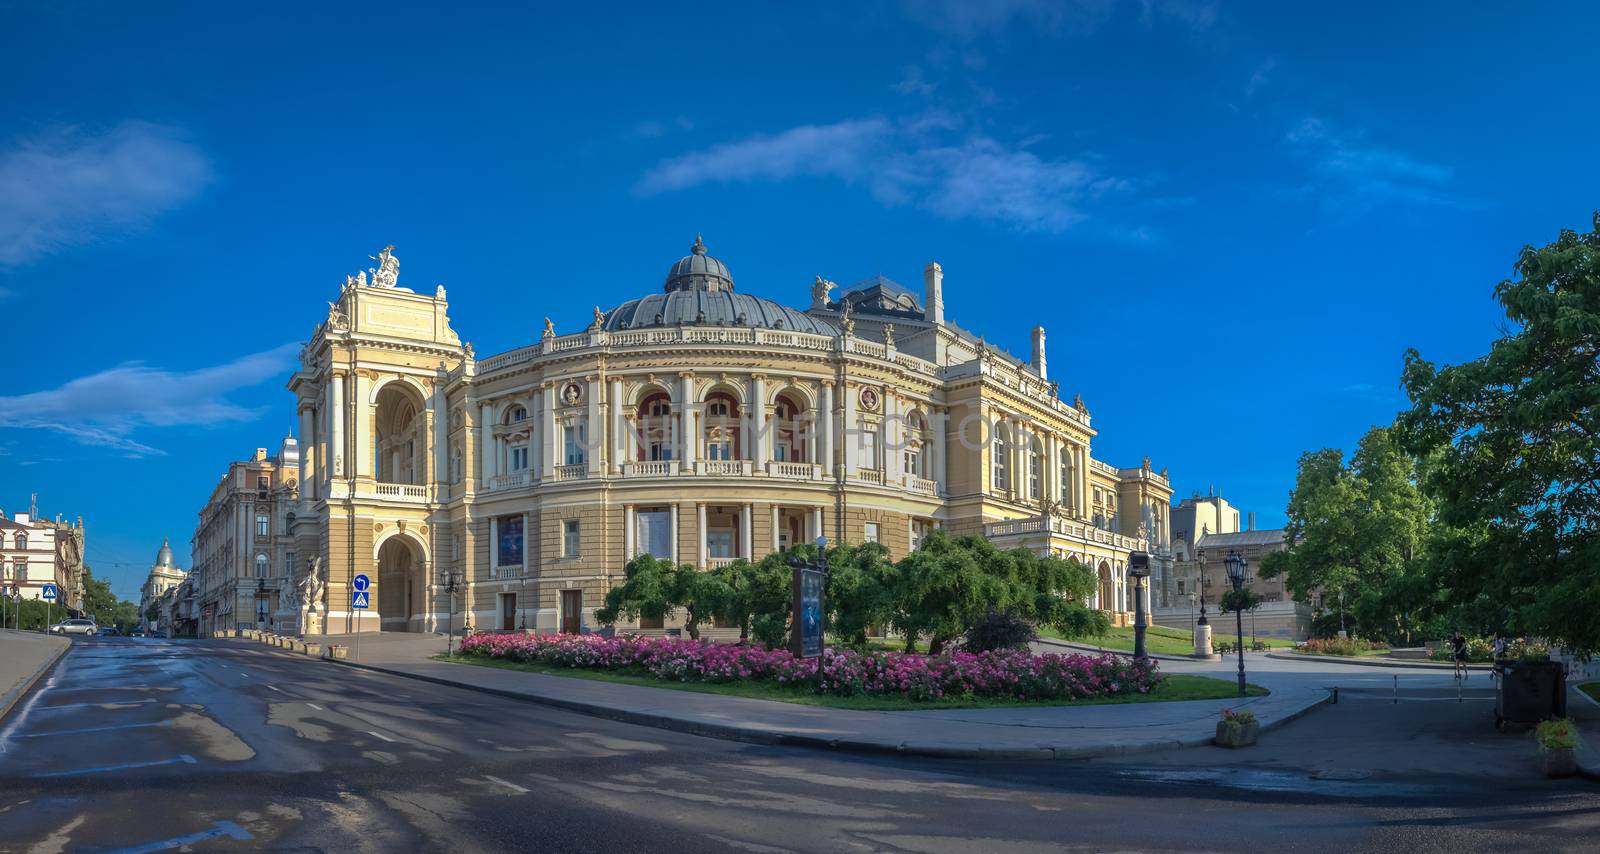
{"left": 41, "top": 583, "right": 59, "bottom": 602}
{"left": 351, "top": 590, "right": 370, "bottom": 609}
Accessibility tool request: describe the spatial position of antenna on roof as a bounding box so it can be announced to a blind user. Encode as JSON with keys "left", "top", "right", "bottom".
{"left": 30, "top": 492, "right": 38, "bottom": 518}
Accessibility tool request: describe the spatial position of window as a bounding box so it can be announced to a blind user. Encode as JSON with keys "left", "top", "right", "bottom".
{"left": 707, "top": 528, "right": 734, "bottom": 558}
{"left": 863, "top": 522, "right": 880, "bottom": 544}
{"left": 708, "top": 401, "right": 730, "bottom": 418}
{"left": 647, "top": 399, "right": 670, "bottom": 418}
{"left": 12, "top": 560, "right": 25, "bottom": 582}
{"left": 1060, "top": 458, "right": 1072, "bottom": 505}
{"left": 991, "top": 431, "right": 1009, "bottom": 491}
{"left": 15, "top": 533, "right": 25, "bottom": 551}
{"left": 508, "top": 405, "right": 528, "bottom": 422}
{"left": 647, "top": 441, "right": 673, "bottom": 462}
{"left": 707, "top": 439, "right": 732, "bottom": 460}
{"left": 284, "top": 551, "right": 296, "bottom": 578}
{"left": 498, "top": 515, "right": 525, "bottom": 566}
{"left": 904, "top": 447, "right": 920, "bottom": 478}
{"left": 564, "top": 423, "right": 587, "bottom": 466}
{"left": 451, "top": 445, "right": 463, "bottom": 482}
{"left": 636, "top": 510, "right": 672, "bottom": 559}
{"left": 1176, "top": 579, "right": 1186, "bottom": 594}
{"left": 257, "top": 476, "right": 269, "bottom": 497}
{"left": 255, "top": 554, "right": 268, "bottom": 578}
{"left": 256, "top": 514, "right": 269, "bottom": 537}
{"left": 510, "top": 446, "right": 529, "bottom": 471}
{"left": 563, "top": 519, "right": 581, "bottom": 557}
{"left": 911, "top": 519, "right": 932, "bottom": 551}
{"left": 1028, "top": 447, "right": 1041, "bottom": 499}
{"left": 860, "top": 430, "right": 878, "bottom": 470}
{"left": 775, "top": 443, "right": 788, "bottom": 462}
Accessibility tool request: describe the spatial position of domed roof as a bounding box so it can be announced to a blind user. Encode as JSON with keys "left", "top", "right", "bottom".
{"left": 155, "top": 537, "right": 175, "bottom": 568}
{"left": 664, "top": 234, "right": 735, "bottom": 293}
{"left": 601, "top": 236, "right": 839, "bottom": 336}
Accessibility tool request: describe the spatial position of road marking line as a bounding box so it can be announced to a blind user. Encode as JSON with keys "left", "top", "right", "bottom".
{"left": 306, "top": 702, "right": 324, "bottom": 711}
{"left": 36, "top": 754, "right": 196, "bottom": 778}
{"left": 19, "top": 720, "right": 176, "bottom": 738}
{"left": 367, "top": 730, "right": 396, "bottom": 743}
{"left": 484, "top": 775, "right": 530, "bottom": 794}
{"left": 266, "top": 685, "right": 282, "bottom": 693}
{"left": 100, "top": 819, "right": 253, "bottom": 854}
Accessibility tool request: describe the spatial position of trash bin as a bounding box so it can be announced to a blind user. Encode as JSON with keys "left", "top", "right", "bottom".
{"left": 1495, "top": 659, "right": 1566, "bottom": 730}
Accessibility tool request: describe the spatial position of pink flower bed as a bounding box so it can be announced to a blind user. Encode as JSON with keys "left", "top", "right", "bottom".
{"left": 457, "top": 633, "right": 1163, "bottom": 702}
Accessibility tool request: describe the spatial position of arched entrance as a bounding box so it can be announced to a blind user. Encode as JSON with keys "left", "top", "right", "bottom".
{"left": 377, "top": 535, "right": 426, "bottom": 632}
{"left": 1098, "top": 562, "right": 1115, "bottom": 614}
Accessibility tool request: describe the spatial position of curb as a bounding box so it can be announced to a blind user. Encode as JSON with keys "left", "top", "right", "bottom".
{"left": 308, "top": 646, "right": 1334, "bottom": 762}
{"left": 0, "top": 635, "right": 70, "bottom": 724}
{"left": 1034, "top": 637, "right": 1219, "bottom": 664}
{"left": 1265, "top": 651, "right": 1493, "bottom": 672}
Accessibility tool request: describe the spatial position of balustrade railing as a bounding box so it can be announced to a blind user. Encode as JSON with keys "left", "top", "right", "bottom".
{"left": 852, "top": 469, "right": 885, "bottom": 485}
{"left": 488, "top": 472, "right": 527, "bottom": 491}
{"left": 369, "top": 482, "right": 430, "bottom": 500}
{"left": 623, "top": 461, "right": 674, "bottom": 477}
{"left": 697, "top": 459, "right": 750, "bottom": 476}
{"left": 554, "top": 464, "right": 587, "bottom": 481}
{"left": 767, "top": 461, "right": 819, "bottom": 480}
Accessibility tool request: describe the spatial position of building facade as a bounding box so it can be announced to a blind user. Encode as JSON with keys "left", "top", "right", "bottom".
{"left": 0, "top": 508, "right": 86, "bottom": 613}
{"left": 138, "top": 538, "right": 188, "bottom": 633}
{"left": 1153, "top": 527, "right": 1310, "bottom": 641}
{"left": 280, "top": 240, "right": 1174, "bottom": 636}
{"left": 190, "top": 440, "right": 301, "bottom": 635}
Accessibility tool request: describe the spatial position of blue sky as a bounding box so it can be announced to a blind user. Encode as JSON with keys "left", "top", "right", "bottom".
{"left": 2, "top": 1, "right": 1596, "bottom": 599}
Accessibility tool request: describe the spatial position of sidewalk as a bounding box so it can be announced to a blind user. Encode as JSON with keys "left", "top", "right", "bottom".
{"left": 1265, "top": 650, "right": 1493, "bottom": 672}
{"left": 246, "top": 633, "right": 1331, "bottom": 761}
{"left": 1571, "top": 680, "right": 1600, "bottom": 782}
{"left": 0, "top": 630, "right": 69, "bottom": 722}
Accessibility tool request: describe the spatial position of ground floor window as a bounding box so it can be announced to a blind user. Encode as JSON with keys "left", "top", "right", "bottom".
{"left": 863, "top": 522, "right": 880, "bottom": 544}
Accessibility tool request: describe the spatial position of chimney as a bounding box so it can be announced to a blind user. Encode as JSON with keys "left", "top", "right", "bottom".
{"left": 1031, "top": 325, "right": 1047, "bottom": 379}
{"left": 1248, "top": 512, "right": 1256, "bottom": 531}
{"left": 923, "top": 261, "right": 944, "bottom": 324}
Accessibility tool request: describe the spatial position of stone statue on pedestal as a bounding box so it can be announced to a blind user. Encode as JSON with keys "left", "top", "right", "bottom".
{"left": 298, "top": 556, "right": 326, "bottom": 636}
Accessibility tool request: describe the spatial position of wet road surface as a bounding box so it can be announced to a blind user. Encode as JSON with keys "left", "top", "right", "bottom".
{"left": 0, "top": 638, "right": 1595, "bottom": 852}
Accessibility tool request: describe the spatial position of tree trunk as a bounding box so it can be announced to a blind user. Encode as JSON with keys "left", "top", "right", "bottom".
{"left": 904, "top": 632, "right": 917, "bottom": 653}
{"left": 928, "top": 636, "right": 945, "bottom": 656}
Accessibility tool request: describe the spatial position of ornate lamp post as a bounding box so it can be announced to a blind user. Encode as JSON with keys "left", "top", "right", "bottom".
{"left": 1224, "top": 550, "right": 1248, "bottom": 696}
{"left": 256, "top": 578, "right": 269, "bottom": 630}
{"left": 1128, "top": 551, "right": 1150, "bottom": 660}
{"left": 442, "top": 568, "right": 464, "bottom": 657}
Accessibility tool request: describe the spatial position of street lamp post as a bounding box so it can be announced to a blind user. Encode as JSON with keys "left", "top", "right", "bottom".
{"left": 1128, "top": 551, "right": 1151, "bottom": 660}
{"left": 519, "top": 571, "right": 528, "bottom": 632}
{"left": 1224, "top": 550, "right": 1248, "bottom": 696}
{"left": 256, "top": 578, "right": 268, "bottom": 631}
{"left": 443, "top": 568, "right": 463, "bottom": 657}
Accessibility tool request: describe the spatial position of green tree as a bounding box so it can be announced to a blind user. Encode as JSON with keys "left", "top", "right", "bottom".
{"left": 821, "top": 540, "right": 895, "bottom": 648}
{"left": 1397, "top": 214, "right": 1600, "bottom": 654}
{"left": 595, "top": 554, "right": 678, "bottom": 629}
{"left": 1260, "top": 427, "right": 1433, "bottom": 643}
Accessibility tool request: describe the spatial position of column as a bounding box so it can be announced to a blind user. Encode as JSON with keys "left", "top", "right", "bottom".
{"left": 609, "top": 378, "right": 625, "bottom": 474}
{"left": 1009, "top": 418, "right": 1024, "bottom": 500}
{"left": 696, "top": 503, "right": 708, "bottom": 568}
{"left": 808, "top": 507, "right": 822, "bottom": 542}
{"left": 353, "top": 373, "right": 373, "bottom": 479}
{"left": 479, "top": 402, "right": 495, "bottom": 483}
{"left": 739, "top": 504, "right": 753, "bottom": 560}
{"left": 678, "top": 372, "right": 696, "bottom": 472}
{"left": 770, "top": 505, "right": 780, "bottom": 553}
{"left": 818, "top": 382, "right": 834, "bottom": 477}
{"left": 750, "top": 374, "right": 766, "bottom": 464}
{"left": 884, "top": 394, "right": 902, "bottom": 483}
{"left": 488, "top": 516, "right": 499, "bottom": 578}
{"left": 1044, "top": 435, "right": 1058, "bottom": 504}
{"left": 328, "top": 373, "right": 346, "bottom": 480}
{"left": 541, "top": 383, "right": 558, "bottom": 475}
{"left": 623, "top": 505, "right": 635, "bottom": 560}
{"left": 670, "top": 502, "right": 680, "bottom": 565}
{"left": 431, "top": 384, "right": 447, "bottom": 487}
{"left": 930, "top": 407, "right": 946, "bottom": 492}
{"left": 586, "top": 376, "right": 603, "bottom": 475}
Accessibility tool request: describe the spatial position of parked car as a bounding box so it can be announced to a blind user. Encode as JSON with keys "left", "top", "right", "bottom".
{"left": 98, "top": 626, "right": 120, "bottom": 636}
{"left": 49, "top": 619, "right": 98, "bottom": 636}
{"left": 149, "top": 630, "right": 169, "bottom": 639}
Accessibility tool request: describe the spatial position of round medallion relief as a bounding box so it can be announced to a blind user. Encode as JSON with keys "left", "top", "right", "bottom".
{"left": 859, "top": 387, "right": 880, "bottom": 412}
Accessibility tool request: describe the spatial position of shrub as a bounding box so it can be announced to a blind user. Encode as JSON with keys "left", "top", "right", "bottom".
{"left": 455, "top": 632, "right": 1163, "bottom": 703}
{"left": 962, "top": 610, "right": 1038, "bottom": 653}
{"left": 1535, "top": 718, "right": 1579, "bottom": 751}
{"left": 1302, "top": 637, "right": 1378, "bottom": 656}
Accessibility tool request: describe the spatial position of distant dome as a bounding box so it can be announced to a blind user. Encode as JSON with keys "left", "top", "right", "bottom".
{"left": 664, "top": 234, "right": 735, "bottom": 293}
{"left": 155, "top": 537, "right": 175, "bottom": 568}
{"left": 600, "top": 236, "right": 839, "bottom": 336}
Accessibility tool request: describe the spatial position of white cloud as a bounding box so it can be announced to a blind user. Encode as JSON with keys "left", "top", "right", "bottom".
{"left": 633, "top": 116, "right": 695, "bottom": 138}
{"left": 0, "top": 343, "right": 299, "bottom": 457}
{"left": 638, "top": 116, "right": 1128, "bottom": 233}
{"left": 1286, "top": 118, "right": 1464, "bottom": 208}
{"left": 0, "top": 121, "right": 212, "bottom": 267}
{"left": 900, "top": 0, "right": 1215, "bottom": 39}
{"left": 1246, "top": 58, "right": 1276, "bottom": 97}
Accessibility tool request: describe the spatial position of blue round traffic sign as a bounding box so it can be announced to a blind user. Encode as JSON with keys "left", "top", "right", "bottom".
{"left": 353, "top": 574, "right": 371, "bottom": 592}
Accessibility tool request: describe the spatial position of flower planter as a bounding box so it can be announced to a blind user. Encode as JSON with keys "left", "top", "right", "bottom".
{"left": 1540, "top": 747, "right": 1577, "bottom": 778}
{"left": 326, "top": 644, "right": 348, "bottom": 660}
{"left": 303, "top": 642, "right": 322, "bottom": 657}
{"left": 1215, "top": 721, "right": 1259, "bottom": 748}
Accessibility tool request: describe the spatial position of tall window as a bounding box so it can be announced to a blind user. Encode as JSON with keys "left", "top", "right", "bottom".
{"left": 498, "top": 515, "right": 524, "bottom": 566}
{"left": 707, "top": 437, "right": 733, "bottom": 460}
{"left": 1060, "top": 456, "right": 1072, "bottom": 506}
{"left": 991, "top": 428, "right": 1009, "bottom": 491}
{"left": 256, "top": 514, "right": 269, "bottom": 537}
{"left": 14, "top": 533, "right": 25, "bottom": 551}
{"left": 284, "top": 551, "right": 296, "bottom": 577}
{"left": 904, "top": 447, "right": 920, "bottom": 478}
{"left": 255, "top": 554, "right": 268, "bottom": 578}
{"left": 860, "top": 430, "right": 878, "bottom": 470}
{"left": 564, "top": 422, "right": 587, "bottom": 466}
{"left": 13, "top": 559, "right": 25, "bottom": 582}
{"left": 563, "top": 520, "right": 581, "bottom": 557}
{"left": 1028, "top": 445, "right": 1041, "bottom": 499}
{"left": 707, "top": 529, "right": 734, "bottom": 558}
{"left": 510, "top": 446, "right": 529, "bottom": 471}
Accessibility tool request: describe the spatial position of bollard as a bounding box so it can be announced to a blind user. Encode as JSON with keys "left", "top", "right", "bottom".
{"left": 1331, "top": 686, "right": 1339, "bottom": 705}
{"left": 1393, "top": 674, "right": 1398, "bottom": 704}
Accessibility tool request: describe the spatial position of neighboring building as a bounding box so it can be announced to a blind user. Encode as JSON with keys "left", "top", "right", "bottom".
{"left": 1155, "top": 526, "right": 1310, "bottom": 641}
{"left": 190, "top": 439, "right": 301, "bottom": 635}
{"left": 0, "top": 508, "right": 86, "bottom": 614}
{"left": 280, "top": 240, "right": 1173, "bottom": 636}
{"left": 138, "top": 538, "right": 188, "bottom": 633}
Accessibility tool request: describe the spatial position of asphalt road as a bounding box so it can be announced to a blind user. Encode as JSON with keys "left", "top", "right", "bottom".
{"left": 0, "top": 638, "right": 1594, "bottom": 853}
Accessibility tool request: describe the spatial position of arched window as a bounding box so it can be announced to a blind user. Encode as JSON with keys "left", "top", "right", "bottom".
{"left": 1028, "top": 437, "right": 1043, "bottom": 499}
{"left": 255, "top": 554, "right": 269, "bottom": 578}
{"left": 507, "top": 406, "right": 527, "bottom": 423}
{"left": 637, "top": 391, "right": 674, "bottom": 461}
{"left": 703, "top": 392, "right": 741, "bottom": 461}
{"left": 773, "top": 394, "right": 807, "bottom": 463}
{"left": 991, "top": 425, "right": 1010, "bottom": 492}
{"left": 15, "top": 533, "right": 26, "bottom": 551}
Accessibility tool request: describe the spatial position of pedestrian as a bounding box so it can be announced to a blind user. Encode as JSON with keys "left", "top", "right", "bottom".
{"left": 1451, "top": 632, "right": 1469, "bottom": 681}
{"left": 1492, "top": 633, "right": 1507, "bottom": 660}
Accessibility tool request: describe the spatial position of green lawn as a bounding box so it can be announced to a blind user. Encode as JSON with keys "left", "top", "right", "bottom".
{"left": 1040, "top": 624, "right": 1294, "bottom": 656}
{"left": 1580, "top": 682, "right": 1600, "bottom": 704}
{"left": 435, "top": 654, "right": 1267, "bottom": 711}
